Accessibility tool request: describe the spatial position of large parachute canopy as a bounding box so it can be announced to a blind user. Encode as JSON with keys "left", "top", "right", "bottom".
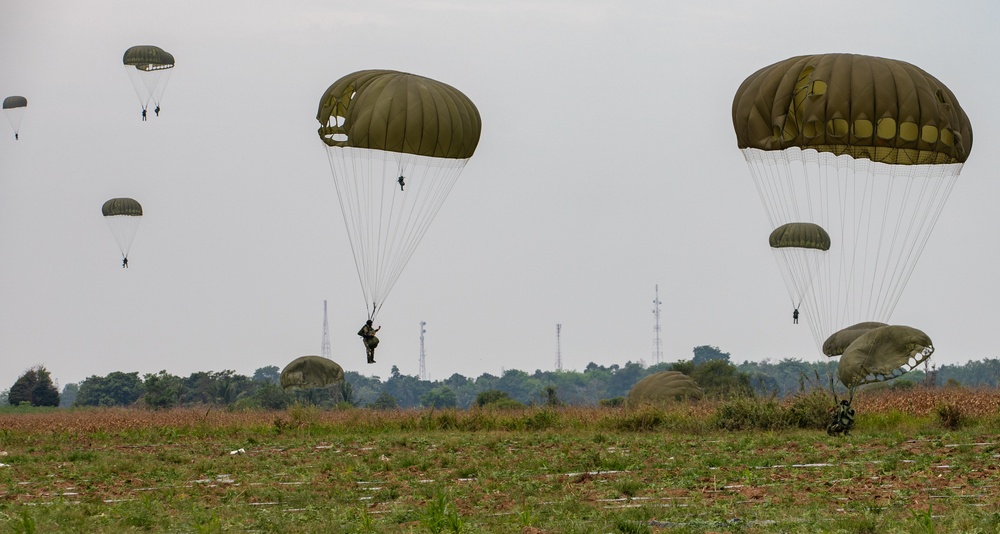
{"left": 123, "top": 45, "right": 175, "bottom": 113}
{"left": 822, "top": 321, "right": 887, "bottom": 357}
{"left": 733, "top": 53, "right": 972, "bottom": 350}
{"left": 102, "top": 198, "right": 143, "bottom": 263}
{"left": 837, "top": 325, "right": 933, "bottom": 388}
{"left": 626, "top": 371, "right": 703, "bottom": 406}
{"left": 280, "top": 355, "right": 345, "bottom": 390}
{"left": 768, "top": 222, "right": 830, "bottom": 312}
{"left": 3, "top": 96, "right": 27, "bottom": 138}
{"left": 317, "top": 69, "right": 482, "bottom": 320}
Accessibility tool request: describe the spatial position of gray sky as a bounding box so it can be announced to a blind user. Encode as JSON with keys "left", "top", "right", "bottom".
{"left": 1, "top": 0, "right": 998, "bottom": 391}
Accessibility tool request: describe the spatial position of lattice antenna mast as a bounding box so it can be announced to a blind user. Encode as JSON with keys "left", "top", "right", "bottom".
{"left": 555, "top": 324, "right": 562, "bottom": 371}
{"left": 419, "top": 321, "right": 428, "bottom": 380}
{"left": 321, "top": 300, "right": 332, "bottom": 359}
{"left": 652, "top": 285, "right": 663, "bottom": 364}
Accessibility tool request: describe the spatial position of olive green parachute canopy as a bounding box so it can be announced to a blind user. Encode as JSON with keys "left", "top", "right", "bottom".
{"left": 838, "top": 325, "right": 933, "bottom": 388}
{"left": 123, "top": 45, "right": 175, "bottom": 71}
{"left": 626, "top": 371, "right": 703, "bottom": 406}
{"left": 102, "top": 198, "right": 143, "bottom": 217}
{"left": 769, "top": 222, "right": 831, "bottom": 251}
{"left": 2, "top": 96, "right": 27, "bottom": 109}
{"left": 280, "top": 356, "right": 345, "bottom": 390}
{"left": 317, "top": 69, "right": 482, "bottom": 159}
{"left": 822, "top": 321, "right": 888, "bottom": 357}
{"left": 733, "top": 53, "right": 973, "bottom": 164}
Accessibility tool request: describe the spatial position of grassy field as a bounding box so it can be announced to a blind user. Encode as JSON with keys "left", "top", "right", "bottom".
{"left": 1, "top": 389, "right": 999, "bottom": 533}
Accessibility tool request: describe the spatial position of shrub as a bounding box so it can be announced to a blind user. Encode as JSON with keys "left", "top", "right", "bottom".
{"left": 786, "top": 389, "right": 834, "bottom": 430}
{"left": 937, "top": 402, "right": 965, "bottom": 430}
{"left": 713, "top": 396, "right": 788, "bottom": 431}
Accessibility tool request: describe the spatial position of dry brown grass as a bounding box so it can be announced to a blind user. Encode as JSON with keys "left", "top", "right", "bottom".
{"left": 854, "top": 386, "right": 1000, "bottom": 416}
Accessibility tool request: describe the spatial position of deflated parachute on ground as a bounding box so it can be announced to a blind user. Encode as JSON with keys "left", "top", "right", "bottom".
{"left": 734, "top": 53, "right": 972, "bottom": 350}
{"left": 626, "top": 371, "right": 703, "bottom": 406}
{"left": 317, "top": 69, "right": 482, "bottom": 320}
{"left": 280, "top": 356, "right": 345, "bottom": 390}
{"left": 3, "top": 96, "right": 27, "bottom": 138}
{"left": 837, "top": 325, "right": 933, "bottom": 388}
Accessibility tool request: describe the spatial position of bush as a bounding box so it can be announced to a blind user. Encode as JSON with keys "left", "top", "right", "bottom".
{"left": 599, "top": 397, "right": 625, "bottom": 407}
{"left": 937, "top": 402, "right": 965, "bottom": 430}
{"left": 786, "top": 389, "right": 834, "bottom": 430}
{"left": 713, "top": 396, "right": 788, "bottom": 431}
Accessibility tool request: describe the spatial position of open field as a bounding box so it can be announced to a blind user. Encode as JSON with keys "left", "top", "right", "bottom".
{"left": 1, "top": 389, "right": 999, "bottom": 533}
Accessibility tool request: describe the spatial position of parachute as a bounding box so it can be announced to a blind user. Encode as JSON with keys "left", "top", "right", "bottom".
{"left": 734, "top": 53, "right": 972, "bottom": 350}
{"left": 102, "top": 198, "right": 143, "bottom": 265}
{"left": 280, "top": 355, "right": 345, "bottom": 390}
{"left": 3, "top": 96, "right": 27, "bottom": 139}
{"left": 316, "top": 70, "right": 482, "bottom": 320}
{"left": 123, "top": 45, "right": 174, "bottom": 115}
{"left": 626, "top": 371, "right": 703, "bottom": 406}
{"left": 768, "top": 222, "right": 830, "bottom": 314}
{"left": 837, "top": 325, "right": 933, "bottom": 388}
{"left": 822, "top": 321, "right": 887, "bottom": 357}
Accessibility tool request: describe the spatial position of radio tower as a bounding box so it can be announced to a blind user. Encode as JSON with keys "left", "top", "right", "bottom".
{"left": 321, "top": 300, "right": 332, "bottom": 359}
{"left": 652, "top": 285, "right": 663, "bottom": 364}
{"left": 419, "top": 321, "right": 428, "bottom": 380}
{"left": 555, "top": 324, "right": 563, "bottom": 371}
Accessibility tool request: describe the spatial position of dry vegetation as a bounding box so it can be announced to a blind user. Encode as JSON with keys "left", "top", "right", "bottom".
{"left": 0, "top": 388, "right": 998, "bottom": 533}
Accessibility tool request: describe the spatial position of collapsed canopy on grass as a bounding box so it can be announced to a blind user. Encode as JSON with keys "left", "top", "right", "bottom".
{"left": 838, "top": 325, "right": 933, "bottom": 388}
{"left": 822, "top": 322, "right": 888, "bottom": 357}
{"left": 626, "top": 371, "right": 703, "bottom": 406}
{"left": 280, "top": 355, "right": 344, "bottom": 390}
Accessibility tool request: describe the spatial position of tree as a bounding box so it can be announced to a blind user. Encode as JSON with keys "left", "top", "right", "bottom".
{"left": 369, "top": 391, "right": 399, "bottom": 410}
{"left": 9, "top": 366, "right": 59, "bottom": 407}
{"left": 0, "top": 389, "right": 7, "bottom": 406}
{"left": 692, "top": 345, "right": 731, "bottom": 366}
{"left": 143, "top": 371, "right": 184, "bottom": 409}
{"left": 253, "top": 366, "right": 280, "bottom": 384}
{"left": 691, "top": 359, "right": 752, "bottom": 398}
{"left": 420, "top": 386, "right": 457, "bottom": 409}
{"left": 74, "top": 372, "right": 144, "bottom": 407}
{"left": 60, "top": 383, "right": 79, "bottom": 408}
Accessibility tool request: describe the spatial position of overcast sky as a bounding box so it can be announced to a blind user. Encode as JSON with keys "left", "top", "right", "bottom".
{"left": 1, "top": 0, "right": 997, "bottom": 391}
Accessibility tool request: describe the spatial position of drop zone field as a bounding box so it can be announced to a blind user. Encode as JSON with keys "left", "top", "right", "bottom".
{"left": 1, "top": 389, "right": 999, "bottom": 533}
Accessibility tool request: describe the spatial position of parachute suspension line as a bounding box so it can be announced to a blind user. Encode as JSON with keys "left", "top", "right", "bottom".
{"left": 325, "top": 147, "right": 468, "bottom": 319}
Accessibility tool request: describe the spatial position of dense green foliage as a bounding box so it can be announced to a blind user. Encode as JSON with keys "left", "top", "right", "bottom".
{"left": 32, "top": 351, "right": 1000, "bottom": 411}
{"left": 7, "top": 366, "right": 59, "bottom": 407}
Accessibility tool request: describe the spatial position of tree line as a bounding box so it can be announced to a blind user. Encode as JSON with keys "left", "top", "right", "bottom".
{"left": 4, "top": 346, "right": 1000, "bottom": 410}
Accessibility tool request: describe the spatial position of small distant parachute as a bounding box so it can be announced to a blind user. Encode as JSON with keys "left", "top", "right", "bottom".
{"left": 626, "top": 371, "right": 703, "bottom": 406}
{"left": 280, "top": 356, "right": 345, "bottom": 390}
{"left": 123, "top": 45, "right": 174, "bottom": 116}
{"left": 822, "top": 321, "right": 887, "bottom": 357}
{"left": 316, "top": 69, "right": 482, "bottom": 320}
{"left": 3, "top": 96, "right": 27, "bottom": 139}
{"left": 837, "top": 325, "right": 933, "bottom": 388}
{"left": 768, "top": 222, "right": 830, "bottom": 328}
{"left": 102, "top": 198, "right": 143, "bottom": 265}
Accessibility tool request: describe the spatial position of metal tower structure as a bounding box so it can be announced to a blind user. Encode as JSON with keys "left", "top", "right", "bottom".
{"left": 419, "top": 321, "right": 428, "bottom": 380}
{"left": 555, "top": 324, "right": 562, "bottom": 371}
{"left": 321, "top": 300, "right": 332, "bottom": 359}
{"left": 652, "top": 285, "right": 663, "bottom": 364}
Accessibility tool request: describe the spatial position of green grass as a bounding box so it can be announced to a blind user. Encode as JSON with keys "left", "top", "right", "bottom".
{"left": 0, "top": 402, "right": 999, "bottom": 532}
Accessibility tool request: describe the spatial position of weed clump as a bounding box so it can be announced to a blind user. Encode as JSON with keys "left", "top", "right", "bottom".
{"left": 937, "top": 402, "right": 965, "bottom": 430}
